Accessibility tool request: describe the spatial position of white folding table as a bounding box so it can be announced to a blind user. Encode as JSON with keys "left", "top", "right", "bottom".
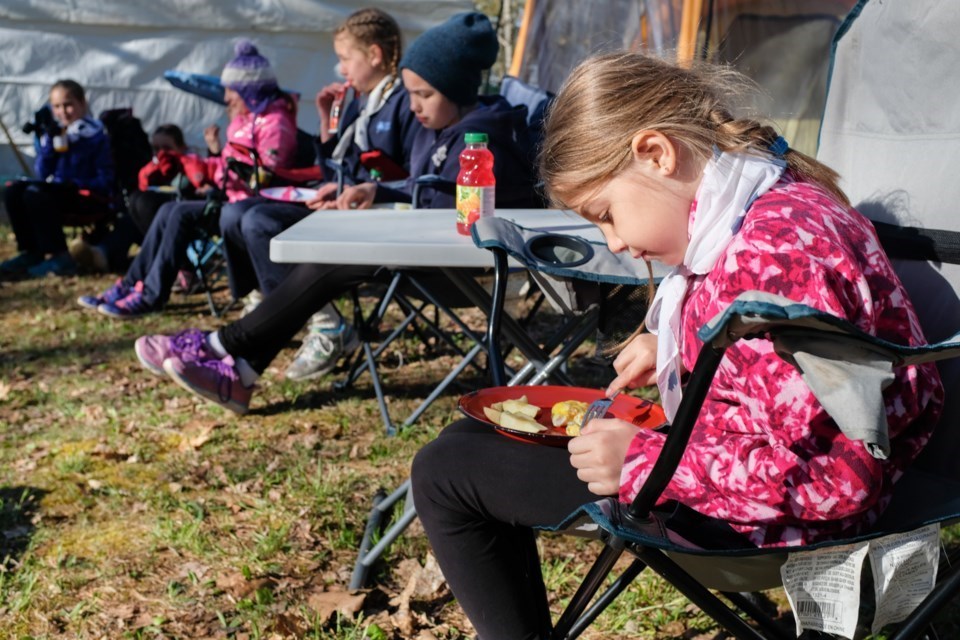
{"left": 270, "top": 207, "right": 602, "bottom": 267}
{"left": 270, "top": 208, "right": 620, "bottom": 422}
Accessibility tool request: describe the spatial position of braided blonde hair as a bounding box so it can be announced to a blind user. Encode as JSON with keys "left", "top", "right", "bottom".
{"left": 540, "top": 51, "right": 848, "bottom": 210}
{"left": 335, "top": 8, "right": 403, "bottom": 76}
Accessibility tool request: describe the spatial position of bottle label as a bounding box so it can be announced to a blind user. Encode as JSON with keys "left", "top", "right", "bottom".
{"left": 456, "top": 185, "right": 495, "bottom": 231}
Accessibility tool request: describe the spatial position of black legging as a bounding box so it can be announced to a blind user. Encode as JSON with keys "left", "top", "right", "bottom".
{"left": 218, "top": 262, "right": 480, "bottom": 374}
{"left": 4, "top": 180, "right": 108, "bottom": 255}
{"left": 411, "top": 419, "right": 597, "bottom": 640}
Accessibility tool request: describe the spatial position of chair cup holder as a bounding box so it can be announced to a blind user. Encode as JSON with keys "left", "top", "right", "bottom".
{"left": 523, "top": 234, "right": 594, "bottom": 268}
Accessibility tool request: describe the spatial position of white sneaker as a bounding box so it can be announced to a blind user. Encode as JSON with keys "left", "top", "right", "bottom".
{"left": 241, "top": 290, "right": 263, "bottom": 317}
{"left": 285, "top": 324, "right": 360, "bottom": 381}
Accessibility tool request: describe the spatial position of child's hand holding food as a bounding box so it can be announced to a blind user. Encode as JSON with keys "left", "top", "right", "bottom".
{"left": 567, "top": 418, "right": 638, "bottom": 496}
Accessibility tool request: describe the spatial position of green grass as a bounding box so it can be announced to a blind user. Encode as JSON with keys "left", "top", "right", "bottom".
{"left": 2, "top": 226, "right": 960, "bottom": 638}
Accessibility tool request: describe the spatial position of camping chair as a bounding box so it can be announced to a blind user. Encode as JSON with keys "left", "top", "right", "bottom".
{"left": 13, "top": 105, "right": 152, "bottom": 239}
{"left": 476, "top": 2, "right": 960, "bottom": 638}
{"left": 188, "top": 129, "right": 325, "bottom": 317}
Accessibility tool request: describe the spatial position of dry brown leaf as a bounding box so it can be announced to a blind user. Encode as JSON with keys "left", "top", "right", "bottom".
{"left": 178, "top": 420, "right": 219, "bottom": 452}
{"left": 269, "top": 613, "right": 305, "bottom": 637}
{"left": 413, "top": 553, "right": 446, "bottom": 598}
{"left": 305, "top": 589, "right": 366, "bottom": 624}
{"left": 177, "top": 561, "right": 210, "bottom": 581}
{"left": 0, "top": 380, "right": 10, "bottom": 402}
{"left": 101, "top": 602, "right": 139, "bottom": 622}
{"left": 215, "top": 571, "right": 276, "bottom": 599}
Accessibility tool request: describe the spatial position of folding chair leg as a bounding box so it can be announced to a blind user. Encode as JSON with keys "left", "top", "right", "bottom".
{"left": 338, "top": 306, "right": 418, "bottom": 390}
{"left": 362, "top": 340, "right": 396, "bottom": 436}
{"left": 552, "top": 541, "right": 627, "bottom": 639}
{"left": 560, "top": 558, "right": 647, "bottom": 640}
{"left": 634, "top": 546, "right": 767, "bottom": 640}
{"left": 349, "top": 479, "right": 417, "bottom": 590}
{"left": 514, "top": 311, "right": 597, "bottom": 387}
{"left": 722, "top": 592, "right": 793, "bottom": 640}
{"left": 889, "top": 559, "right": 960, "bottom": 640}
{"left": 402, "top": 342, "right": 486, "bottom": 428}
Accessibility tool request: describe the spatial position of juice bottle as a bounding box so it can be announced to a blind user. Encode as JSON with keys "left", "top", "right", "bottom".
{"left": 455, "top": 132, "right": 495, "bottom": 235}
{"left": 328, "top": 81, "right": 351, "bottom": 135}
{"left": 53, "top": 127, "right": 69, "bottom": 153}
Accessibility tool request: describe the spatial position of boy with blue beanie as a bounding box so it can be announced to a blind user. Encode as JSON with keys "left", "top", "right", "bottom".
{"left": 398, "top": 11, "right": 500, "bottom": 108}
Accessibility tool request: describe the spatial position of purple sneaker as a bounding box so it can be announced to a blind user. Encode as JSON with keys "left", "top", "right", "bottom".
{"left": 134, "top": 328, "right": 210, "bottom": 377}
{"left": 98, "top": 281, "right": 155, "bottom": 319}
{"left": 77, "top": 278, "right": 130, "bottom": 310}
{"left": 163, "top": 353, "right": 253, "bottom": 415}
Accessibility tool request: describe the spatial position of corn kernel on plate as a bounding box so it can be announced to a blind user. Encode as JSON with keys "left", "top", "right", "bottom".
{"left": 459, "top": 386, "right": 665, "bottom": 447}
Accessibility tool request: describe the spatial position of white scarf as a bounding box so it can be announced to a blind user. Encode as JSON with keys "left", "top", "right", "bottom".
{"left": 645, "top": 151, "right": 785, "bottom": 421}
{"left": 65, "top": 116, "right": 104, "bottom": 143}
{"left": 332, "top": 74, "right": 398, "bottom": 163}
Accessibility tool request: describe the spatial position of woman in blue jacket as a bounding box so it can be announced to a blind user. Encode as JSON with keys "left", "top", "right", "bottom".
{"left": 133, "top": 12, "right": 540, "bottom": 413}
{"left": 1, "top": 79, "right": 115, "bottom": 277}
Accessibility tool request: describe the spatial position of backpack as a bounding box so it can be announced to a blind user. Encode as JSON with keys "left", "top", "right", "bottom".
{"left": 99, "top": 108, "right": 153, "bottom": 194}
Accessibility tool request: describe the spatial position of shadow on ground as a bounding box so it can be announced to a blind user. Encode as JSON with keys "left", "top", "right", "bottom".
{"left": 0, "top": 486, "right": 47, "bottom": 569}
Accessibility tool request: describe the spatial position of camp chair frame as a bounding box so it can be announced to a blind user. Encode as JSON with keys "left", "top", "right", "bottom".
{"left": 475, "top": 214, "right": 960, "bottom": 639}
{"left": 531, "top": 292, "right": 960, "bottom": 640}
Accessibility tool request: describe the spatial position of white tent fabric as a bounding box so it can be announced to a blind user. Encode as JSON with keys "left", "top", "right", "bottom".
{"left": 816, "top": 0, "right": 960, "bottom": 476}
{"left": 0, "top": 0, "right": 474, "bottom": 177}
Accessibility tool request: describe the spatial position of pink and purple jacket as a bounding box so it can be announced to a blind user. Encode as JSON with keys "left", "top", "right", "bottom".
{"left": 619, "top": 179, "right": 944, "bottom": 547}
{"left": 206, "top": 98, "right": 298, "bottom": 202}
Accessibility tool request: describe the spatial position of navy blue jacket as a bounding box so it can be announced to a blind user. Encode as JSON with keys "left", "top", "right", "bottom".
{"left": 35, "top": 116, "right": 115, "bottom": 196}
{"left": 375, "top": 95, "right": 540, "bottom": 209}
{"left": 318, "top": 84, "right": 420, "bottom": 184}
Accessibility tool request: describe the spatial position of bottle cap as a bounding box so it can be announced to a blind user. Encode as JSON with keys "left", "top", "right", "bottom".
{"left": 464, "top": 132, "right": 488, "bottom": 144}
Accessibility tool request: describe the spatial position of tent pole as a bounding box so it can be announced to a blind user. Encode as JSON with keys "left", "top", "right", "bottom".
{"left": 508, "top": 0, "right": 536, "bottom": 78}
{"left": 678, "top": 0, "right": 704, "bottom": 64}
{"left": 0, "top": 114, "right": 31, "bottom": 175}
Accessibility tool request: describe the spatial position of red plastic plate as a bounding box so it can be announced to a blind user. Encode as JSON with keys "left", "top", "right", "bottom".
{"left": 458, "top": 385, "right": 666, "bottom": 447}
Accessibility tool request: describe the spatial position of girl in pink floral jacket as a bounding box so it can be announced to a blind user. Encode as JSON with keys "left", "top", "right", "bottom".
{"left": 411, "top": 51, "right": 943, "bottom": 640}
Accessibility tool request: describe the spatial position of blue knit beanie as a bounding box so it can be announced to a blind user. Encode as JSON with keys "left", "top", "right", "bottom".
{"left": 400, "top": 12, "right": 499, "bottom": 106}
{"left": 220, "top": 39, "right": 279, "bottom": 114}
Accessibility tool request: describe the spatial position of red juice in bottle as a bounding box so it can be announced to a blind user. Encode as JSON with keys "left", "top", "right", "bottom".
{"left": 328, "top": 81, "right": 351, "bottom": 135}
{"left": 455, "top": 132, "right": 495, "bottom": 235}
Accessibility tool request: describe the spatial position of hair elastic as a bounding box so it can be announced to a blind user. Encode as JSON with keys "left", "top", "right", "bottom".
{"left": 769, "top": 135, "right": 789, "bottom": 157}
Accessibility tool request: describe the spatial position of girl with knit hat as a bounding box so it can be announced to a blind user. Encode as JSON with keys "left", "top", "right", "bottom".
{"left": 130, "top": 11, "right": 541, "bottom": 412}
{"left": 218, "top": 8, "right": 421, "bottom": 381}
{"left": 76, "top": 39, "right": 299, "bottom": 318}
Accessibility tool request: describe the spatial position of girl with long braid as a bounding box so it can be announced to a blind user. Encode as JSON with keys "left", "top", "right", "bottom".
{"left": 216, "top": 7, "right": 421, "bottom": 380}
{"left": 410, "top": 51, "right": 944, "bottom": 639}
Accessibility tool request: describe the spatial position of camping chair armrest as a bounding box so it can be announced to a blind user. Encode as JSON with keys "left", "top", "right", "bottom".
{"left": 272, "top": 165, "right": 325, "bottom": 186}
{"left": 412, "top": 174, "right": 455, "bottom": 208}
{"left": 625, "top": 289, "right": 960, "bottom": 524}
